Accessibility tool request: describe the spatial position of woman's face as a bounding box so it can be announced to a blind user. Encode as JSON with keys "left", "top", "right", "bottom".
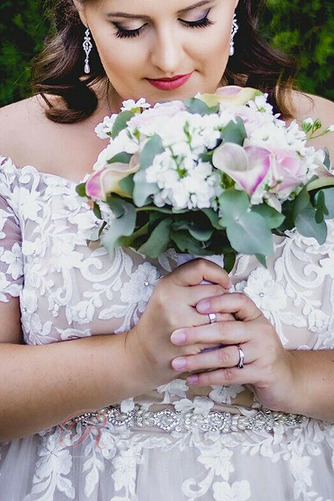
{"left": 77, "top": 0, "right": 238, "bottom": 110}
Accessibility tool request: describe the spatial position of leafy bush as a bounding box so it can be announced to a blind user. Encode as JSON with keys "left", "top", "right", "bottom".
{"left": 262, "top": 0, "right": 334, "bottom": 101}
{"left": 0, "top": 1, "right": 333, "bottom": 107}
{"left": 0, "top": 1, "right": 50, "bottom": 106}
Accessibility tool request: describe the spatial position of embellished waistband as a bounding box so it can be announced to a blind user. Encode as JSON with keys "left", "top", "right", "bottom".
{"left": 72, "top": 405, "right": 306, "bottom": 434}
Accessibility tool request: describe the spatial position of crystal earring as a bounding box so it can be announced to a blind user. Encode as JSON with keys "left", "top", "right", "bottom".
{"left": 83, "top": 28, "right": 93, "bottom": 74}
{"left": 230, "top": 14, "right": 239, "bottom": 56}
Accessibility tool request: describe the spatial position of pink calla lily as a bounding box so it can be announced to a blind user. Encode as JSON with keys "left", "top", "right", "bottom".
{"left": 212, "top": 143, "right": 271, "bottom": 195}
{"left": 86, "top": 160, "right": 139, "bottom": 200}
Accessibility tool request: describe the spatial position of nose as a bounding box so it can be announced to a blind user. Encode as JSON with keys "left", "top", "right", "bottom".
{"left": 150, "top": 26, "right": 182, "bottom": 76}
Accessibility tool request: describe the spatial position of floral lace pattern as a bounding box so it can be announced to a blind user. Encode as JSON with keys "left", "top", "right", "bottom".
{"left": 1, "top": 156, "right": 334, "bottom": 500}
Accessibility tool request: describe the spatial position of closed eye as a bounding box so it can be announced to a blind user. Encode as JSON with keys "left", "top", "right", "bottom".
{"left": 179, "top": 9, "right": 214, "bottom": 29}
{"left": 113, "top": 23, "right": 147, "bottom": 39}
{"left": 113, "top": 9, "right": 214, "bottom": 39}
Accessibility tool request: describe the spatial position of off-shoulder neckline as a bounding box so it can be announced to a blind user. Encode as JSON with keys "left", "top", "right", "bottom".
{"left": 0, "top": 155, "right": 85, "bottom": 186}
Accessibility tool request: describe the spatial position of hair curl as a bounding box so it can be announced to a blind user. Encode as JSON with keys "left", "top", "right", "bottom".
{"left": 32, "top": 0, "right": 298, "bottom": 123}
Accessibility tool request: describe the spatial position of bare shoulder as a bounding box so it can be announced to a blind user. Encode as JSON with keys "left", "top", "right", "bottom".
{"left": 0, "top": 94, "right": 108, "bottom": 180}
{"left": 291, "top": 90, "right": 334, "bottom": 124}
{"left": 290, "top": 90, "right": 334, "bottom": 159}
{"left": 0, "top": 95, "right": 51, "bottom": 166}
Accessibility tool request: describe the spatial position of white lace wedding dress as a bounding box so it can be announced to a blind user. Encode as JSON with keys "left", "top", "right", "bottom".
{"left": 1, "top": 156, "right": 334, "bottom": 501}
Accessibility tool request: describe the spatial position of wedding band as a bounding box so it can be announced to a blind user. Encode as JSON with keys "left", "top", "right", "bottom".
{"left": 208, "top": 313, "right": 217, "bottom": 324}
{"left": 237, "top": 345, "right": 245, "bottom": 369}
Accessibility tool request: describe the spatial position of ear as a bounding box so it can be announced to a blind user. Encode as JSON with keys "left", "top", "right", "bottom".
{"left": 72, "top": 0, "right": 88, "bottom": 27}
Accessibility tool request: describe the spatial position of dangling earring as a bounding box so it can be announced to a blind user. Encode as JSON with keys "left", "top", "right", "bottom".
{"left": 83, "top": 28, "right": 93, "bottom": 74}
{"left": 230, "top": 14, "right": 239, "bottom": 56}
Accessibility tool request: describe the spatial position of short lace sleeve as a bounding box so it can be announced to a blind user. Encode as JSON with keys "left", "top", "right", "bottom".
{"left": 0, "top": 158, "right": 23, "bottom": 302}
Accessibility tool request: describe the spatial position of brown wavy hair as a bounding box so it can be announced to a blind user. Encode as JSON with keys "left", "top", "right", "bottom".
{"left": 32, "top": 0, "right": 298, "bottom": 123}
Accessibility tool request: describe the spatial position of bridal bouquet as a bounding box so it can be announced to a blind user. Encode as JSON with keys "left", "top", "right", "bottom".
{"left": 77, "top": 86, "right": 334, "bottom": 271}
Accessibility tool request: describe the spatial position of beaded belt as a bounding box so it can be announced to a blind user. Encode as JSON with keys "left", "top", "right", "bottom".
{"left": 72, "top": 405, "right": 306, "bottom": 433}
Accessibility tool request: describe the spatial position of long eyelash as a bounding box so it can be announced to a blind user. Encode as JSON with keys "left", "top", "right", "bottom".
{"left": 181, "top": 14, "right": 214, "bottom": 29}
{"left": 113, "top": 12, "right": 213, "bottom": 40}
{"left": 114, "top": 24, "right": 143, "bottom": 39}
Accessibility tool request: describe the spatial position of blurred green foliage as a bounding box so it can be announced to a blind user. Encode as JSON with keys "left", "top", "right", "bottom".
{"left": 261, "top": 0, "right": 334, "bottom": 101}
{"left": 0, "top": 0, "right": 333, "bottom": 107}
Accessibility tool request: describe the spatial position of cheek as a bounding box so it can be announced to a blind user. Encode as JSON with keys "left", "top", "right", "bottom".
{"left": 197, "top": 29, "right": 230, "bottom": 74}
{"left": 94, "top": 37, "right": 136, "bottom": 81}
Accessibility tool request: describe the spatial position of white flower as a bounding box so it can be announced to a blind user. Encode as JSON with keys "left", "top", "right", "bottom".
{"left": 242, "top": 267, "right": 287, "bottom": 313}
{"left": 95, "top": 114, "right": 118, "bottom": 139}
{"left": 174, "top": 396, "right": 214, "bottom": 415}
{"left": 156, "top": 379, "right": 188, "bottom": 404}
{"left": 1, "top": 242, "right": 23, "bottom": 279}
{"left": 121, "top": 97, "right": 150, "bottom": 112}
{"left": 213, "top": 480, "right": 251, "bottom": 501}
{"left": 209, "top": 385, "right": 245, "bottom": 405}
{"left": 120, "top": 398, "right": 135, "bottom": 413}
{"left": 198, "top": 446, "right": 234, "bottom": 479}
{"left": 120, "top": 262, "right": 159, "bottom": 310}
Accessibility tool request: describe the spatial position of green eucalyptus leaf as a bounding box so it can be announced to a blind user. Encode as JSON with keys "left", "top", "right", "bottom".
{"left": 118, "top": 175, "right": 135, "bottom": 197}
{"left": 313, "top": 190, "right": 327, "bottom": 223}
{"left": 139, "top": 218, "right": 172, "bottom": 258}
{"left": 218, "top": 189, "right": 249, "bottom": 226}
{"left": 170, "top": 230, "right": 211, "bottom": 255}
{"left": 290, "top": 187, "right": 311, "bottom": 223}
{"left": 140, "top": 134, "right": 164, "bottom": 170}
{"left": 101, "top": 200, "right": 136, "bottom": 256}
{"left": 223, "top": 252, "right": 236, "bottom": 273}
{"left": 251, "top": 204, "right": 285, "bottom": 229}
{"left": 202, "top": 209, "right": 222, "bottom": 230}
{"left": 324, "top": 148, "right": 331, "bottom": 169}
{"left": 122, "top": 222, "right": 150, "bottom": 247}
{"left": 107, "top": 152, "right": 132, "bottom": 164}
{"left": 255, "top": 254, "right": 267, "bottom": 267}
{"left": 111, "top": 110, "right": 134, "bottom": 139}
{"left": 295, "top": 207, "right": 327, "bottom": 244}
{"left": 226, "top": 211, "right": 274, "bottom": 256}
{"left": 171, "top": 220, "right": 213, "bottom": 242}
{"left": 314, "top": 188, "right": 334, "bottom": 219}
{"left": 184, "top": 98, "right": 219, "bottom": 115}
{"left": 133, "top": 169, "right": 159, "bottom": 207}
{"left": 220, "top": 118, "right": 247, "bottom": 145}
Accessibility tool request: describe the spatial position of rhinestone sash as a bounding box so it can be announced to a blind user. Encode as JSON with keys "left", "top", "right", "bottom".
{"left": 73, "top": 405, "right": 306, "bottom": 433}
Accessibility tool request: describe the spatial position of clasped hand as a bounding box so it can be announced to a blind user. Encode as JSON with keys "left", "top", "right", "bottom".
{"left": 129, "top": 258, "right": 295, "bottom": 413}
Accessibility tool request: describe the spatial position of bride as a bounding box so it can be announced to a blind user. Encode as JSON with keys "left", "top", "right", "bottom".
{"left": 1, "top": 0, "right": 334, "bottom": 499}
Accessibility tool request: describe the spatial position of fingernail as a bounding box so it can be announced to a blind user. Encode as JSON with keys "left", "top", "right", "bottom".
{"left": 187, "top": 375, "right": 199, "bottom": 385}
{"left": 197, "top": 300, "right": 210, "bottom": 313}
{"left": 171, "top": 330, "right": 186, "bottom": 345}
{"left": 172, "top": 357, "right": 186, "bottom": 371}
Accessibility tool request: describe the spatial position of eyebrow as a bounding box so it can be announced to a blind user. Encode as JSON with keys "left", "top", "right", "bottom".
{"left": 106, "top": 0, "right": 213, "bottom": 19}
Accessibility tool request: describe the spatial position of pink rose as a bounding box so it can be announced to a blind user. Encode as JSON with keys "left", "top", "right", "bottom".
{"left": 270, "top": 149, "right": 307, "bottom": 195}
{"left": 128, "top": 100, "right": 186, "bottom": 131}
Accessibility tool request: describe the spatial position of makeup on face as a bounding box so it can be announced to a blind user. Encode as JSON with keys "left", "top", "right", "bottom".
{"left": 83, "top": 0, "right": 238, "bottom": 109}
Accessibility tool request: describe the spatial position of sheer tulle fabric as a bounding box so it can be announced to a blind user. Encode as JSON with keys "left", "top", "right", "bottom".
{"left": 1, "top": 156, "right": 334, "bottom": 500}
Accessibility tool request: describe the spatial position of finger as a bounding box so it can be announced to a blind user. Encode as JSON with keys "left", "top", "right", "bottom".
{"left": 196, "top": 291, "right": 262, "bottom": 321}
{"left": 171, "top": 343, "right": 254, "bottom": 373}
{"left": 172, "top": 258, "right": 231, "bottom": 290}
{"left": 170, "top": 319, "right": 249, "bottom": 346}
{"left": 185, "top": 285, "right": 229, "bottom": 307}
{"left": 186, "top": 366, "right": 256, "bottom": 387}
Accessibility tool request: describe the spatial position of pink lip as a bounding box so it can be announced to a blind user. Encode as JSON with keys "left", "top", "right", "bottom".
{"left": 146, "top": 73, "right": 193, "bottom": 90}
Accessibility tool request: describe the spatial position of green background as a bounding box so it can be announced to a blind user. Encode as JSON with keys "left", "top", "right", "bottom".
{"left": 0, "top": 0, "right": 333, "bottom": 107}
